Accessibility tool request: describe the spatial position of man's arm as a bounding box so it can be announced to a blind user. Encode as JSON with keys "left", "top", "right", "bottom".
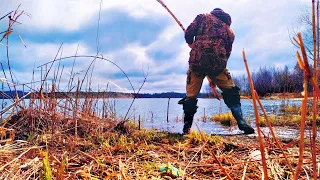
{"left": 185, "top": 14, "right": 203, "bottom": 45}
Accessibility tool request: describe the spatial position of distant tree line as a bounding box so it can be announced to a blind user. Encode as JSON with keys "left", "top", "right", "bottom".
{"left": 0, "top": 91, "right": 212, "bottom": 99}
{"left": 133, "top": 92, "right": 210, "bottom": 98}
{"left": 229, "top": 63, "right": 318, "bottom": 97}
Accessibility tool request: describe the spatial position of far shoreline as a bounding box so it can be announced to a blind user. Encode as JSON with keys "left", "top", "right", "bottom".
{"left": 1, "top": 91, "right": 313, "bottom": 100}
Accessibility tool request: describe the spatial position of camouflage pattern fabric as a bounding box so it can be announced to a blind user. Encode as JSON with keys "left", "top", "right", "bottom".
{"left": 186, "top": 67, "right": 235, "bottom": 99}
{"left": 185, "top": 9, "right": 235, "bottom": 74}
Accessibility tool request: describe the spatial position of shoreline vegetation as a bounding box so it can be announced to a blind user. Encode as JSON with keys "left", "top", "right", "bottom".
{"left": 1, "top": 106, "right": 319, "bottom": 179}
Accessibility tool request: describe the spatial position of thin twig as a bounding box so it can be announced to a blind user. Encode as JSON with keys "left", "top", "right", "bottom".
{"left": 37, "top": 55, "right": 136, "bottom": 97}
{"left": 0, "top": 11, "right": 13, "bottom": 21}
{"left": 123, "top": 65, "right": 149, "bottom": 121}
{"left": 41, "top": 43, "right": 64, "bottom": 90}
{"left": 0, "top": 146, "right": 40, "bottom": 172}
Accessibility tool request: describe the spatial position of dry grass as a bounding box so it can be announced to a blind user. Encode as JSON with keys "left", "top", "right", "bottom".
{"left": 210, "top": 112, "right": 236, "bottom": 126}
{"left": 1, "top": 111, "right": 319, "bottom": 179}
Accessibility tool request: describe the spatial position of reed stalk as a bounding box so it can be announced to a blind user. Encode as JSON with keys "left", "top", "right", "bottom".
{"left": 255, "top": 91, "right": 294, "bottom": 173}
{"left": 294, "top": 33, "right": 311, "bottom": 180}
{"left": 64, "top": 96, "right": 68, "bottom": 118}
{"left": 0, "top": 62, "right": 13, "bottom": 100}
{"left": 74, "top": 79, "right": 80, "bottom": 137}
{"left": 242, "top": 50, "right": 268, "bottom": 180}
{"left": 45, "top": 84, "right": 49, "bottom": 110}
{"left": 51, "top": 83, "right": 56, "bottom": 135}
{"left": 22, "top": 84, "right": 25, "bottom": 107}
{"left": 0, "top": 92, "right": 32, "bottom": 116}
{"left": 311, "top": 1, "right": 318, "bottom": 179}
{"left": 94, "top": 89, "right": 100, "bottom": 117}
{"left": 294, "top": 70, "right": 308, "bottom": 180}
{"left": 296, "top": 34, "right": 320, "bottom": 96}
{"left": 1, "top": 82, "right": 3, "bottom": 119}
{"left": 58, "top": 65, "right": 64, "bottom": 91}
{"left": 167, "top": 97, "right": 170, "bottom": 123}
{"left": 39, "top": 88, "right": 43, "bottom": 110}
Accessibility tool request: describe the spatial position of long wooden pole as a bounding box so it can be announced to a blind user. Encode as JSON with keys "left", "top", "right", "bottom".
{"left": 156, "top": 0, "right": 185, "bottom": 31}
{"left": 156, "top": 0, "right": 220, "bottom": 100}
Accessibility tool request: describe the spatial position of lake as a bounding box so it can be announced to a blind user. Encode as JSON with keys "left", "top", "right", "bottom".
{"left": 110, "top": 98, "right": 317, "bottom": 138}
{"left": 2, "top": 98, "right": 318, "bottom": 138}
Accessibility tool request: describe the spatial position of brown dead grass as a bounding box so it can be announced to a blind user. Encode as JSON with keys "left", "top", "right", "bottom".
{"left": 0, "top": 108, "right": 319, "bottom": 179}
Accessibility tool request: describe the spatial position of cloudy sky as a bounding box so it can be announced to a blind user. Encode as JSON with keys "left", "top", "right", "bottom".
{"left": 0, "top": 0, "right": 311, "bottom": 93}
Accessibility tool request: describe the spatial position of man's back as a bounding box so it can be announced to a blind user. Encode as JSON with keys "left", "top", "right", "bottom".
{"left": 185, "top": 9, "right": 235, "bottom": 73}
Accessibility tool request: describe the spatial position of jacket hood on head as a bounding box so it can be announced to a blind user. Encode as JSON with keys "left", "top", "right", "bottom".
{"left": 210, "top": 9, "right": 232, "bottom": 26}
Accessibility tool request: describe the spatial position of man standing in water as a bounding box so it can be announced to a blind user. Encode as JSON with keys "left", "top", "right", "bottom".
{"left": 179, "top": 8, "right": 255, "bottom": 134}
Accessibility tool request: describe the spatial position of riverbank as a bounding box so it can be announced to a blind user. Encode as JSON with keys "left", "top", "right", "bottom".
{"left": 1, "top": 108, "right": 319, "bottom": 179}
{"left": 2, "top": 90, "right": 310, "bottom": 101}
{"left": 257, "top": 93, "right": 304, "bottom": 100}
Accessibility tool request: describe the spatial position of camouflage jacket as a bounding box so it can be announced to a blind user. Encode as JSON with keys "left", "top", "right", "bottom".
{"left": 185, "top": 10, "right": 235, "bottom": 74}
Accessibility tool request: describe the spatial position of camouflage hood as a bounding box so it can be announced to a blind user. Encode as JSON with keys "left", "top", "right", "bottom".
{"left": 210, "top": 8, "right": 232, "bottom": 26}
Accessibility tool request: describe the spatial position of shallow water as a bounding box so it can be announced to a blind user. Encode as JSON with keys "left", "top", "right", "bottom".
{"left": 111, "top": 98, "right": 319, "bottom": 138}
{"left": 2, "top": 98, "right": 318, "bottom": 138}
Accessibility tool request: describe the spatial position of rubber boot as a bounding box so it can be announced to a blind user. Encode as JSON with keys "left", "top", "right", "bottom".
{"left": 183, "top": 113, "right": 194, "bottom": 134}
{"left": 229, "top": 104, "right": 254, "bottom": 134}
{"left": 179, "top": 98, "right": 198, "bottom": 135}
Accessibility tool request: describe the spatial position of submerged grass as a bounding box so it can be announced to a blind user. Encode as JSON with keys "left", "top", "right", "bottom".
{"left": 210, "top": 112, "right": 236, "bottom": 126}
{"left": 279, "top": 104, "right": 301, "bottom": 114}
{"left": 260, "top": 114, "right": 320, "bottom": 127}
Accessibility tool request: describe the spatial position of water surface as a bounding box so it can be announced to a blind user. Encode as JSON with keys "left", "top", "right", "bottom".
{"left": 111, "top": 98, "right": 316, "bottom": 138}
{"left": 2, "top": 98, "right": 317, "bottom": 138}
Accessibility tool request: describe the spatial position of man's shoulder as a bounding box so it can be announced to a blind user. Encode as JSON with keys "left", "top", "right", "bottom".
{"left": 195, "top": 13, "right": 206, "bottom": 20}
{"left": 197, "top": 13, "right": 206, "bottom": 17}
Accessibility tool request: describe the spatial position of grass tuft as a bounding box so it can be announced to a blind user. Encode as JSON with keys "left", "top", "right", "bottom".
{"left": 210, "top": 112, "right": 236, "bottom": 126}
{"left": 41, "top": 147, "right": 53, "bottom": 180}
